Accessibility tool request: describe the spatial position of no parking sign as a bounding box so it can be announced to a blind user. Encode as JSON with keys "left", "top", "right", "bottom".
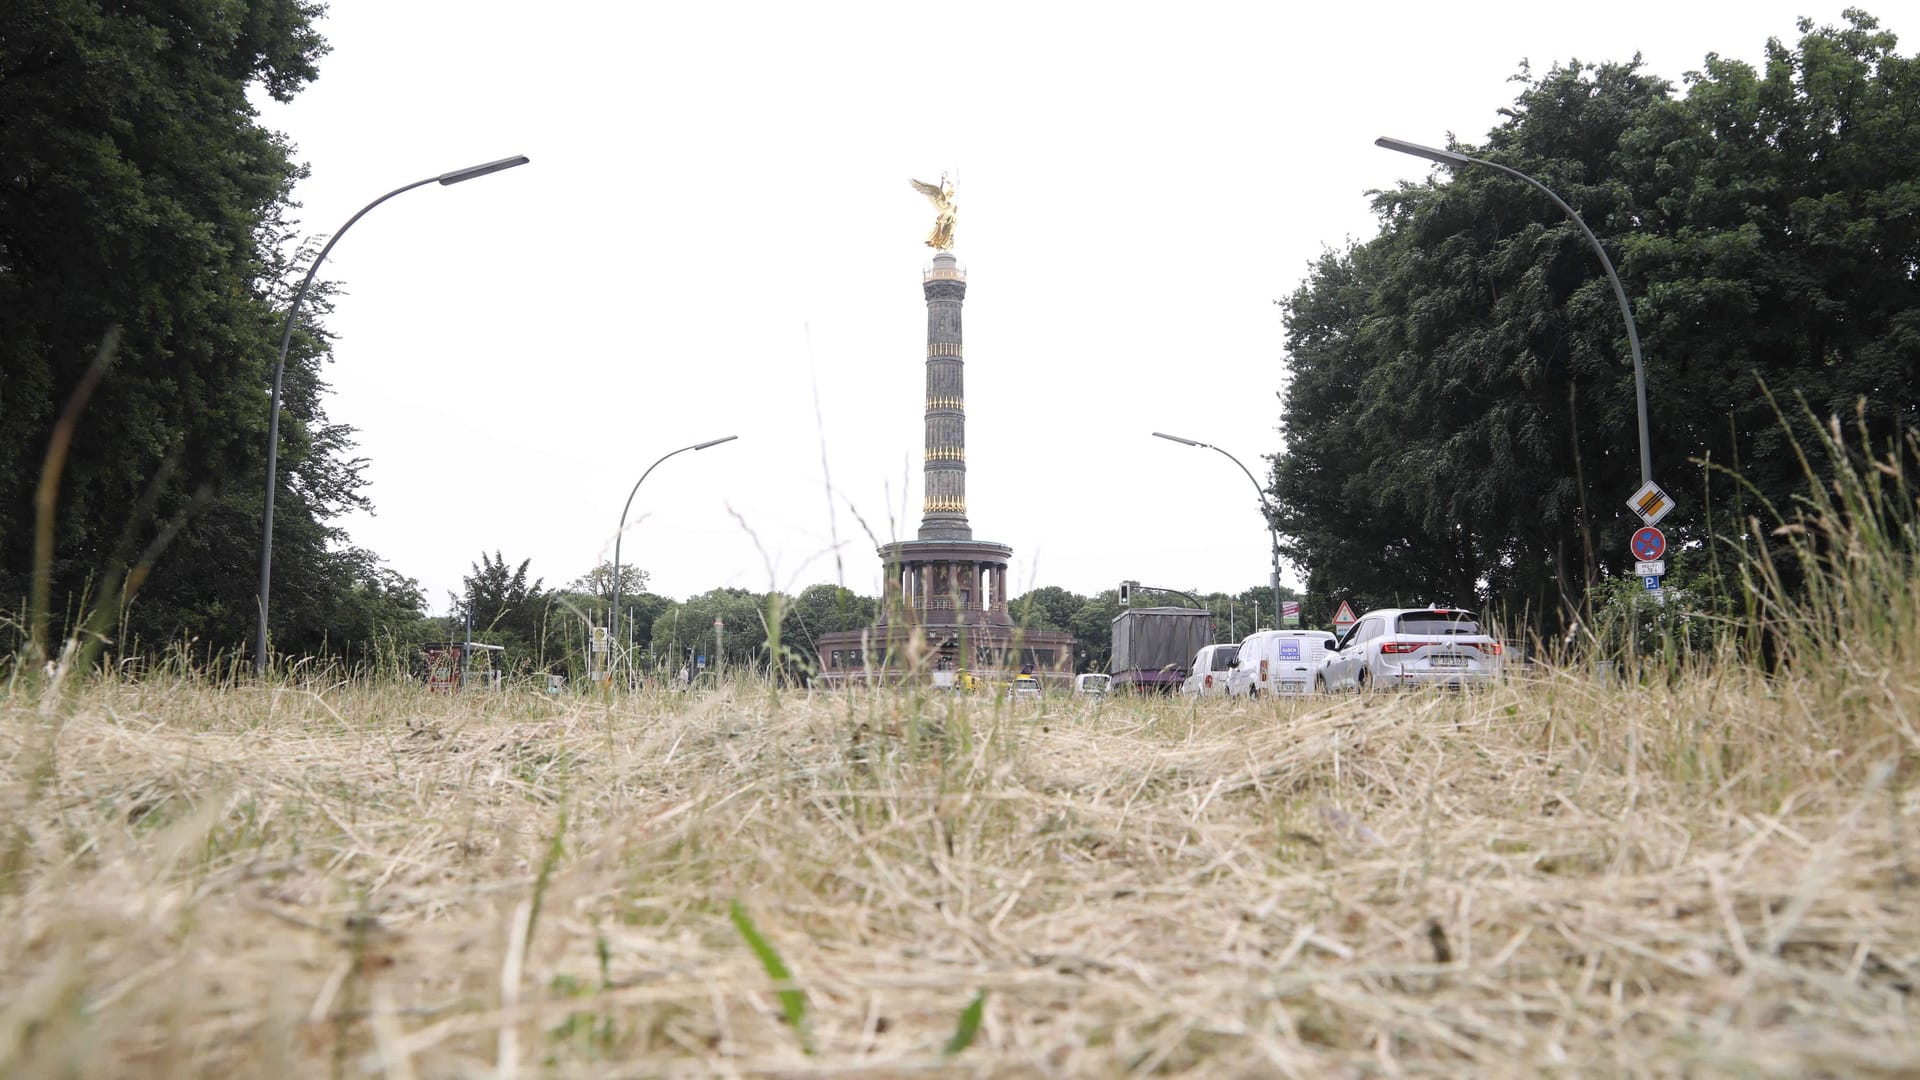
{"left": 1631, "top": 526, "right": 1666, "bottom": 562}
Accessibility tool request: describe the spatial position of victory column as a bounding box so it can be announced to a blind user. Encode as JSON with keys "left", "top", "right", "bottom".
{"left": 812, "top": 176, "right": 1076, "bottom": 688}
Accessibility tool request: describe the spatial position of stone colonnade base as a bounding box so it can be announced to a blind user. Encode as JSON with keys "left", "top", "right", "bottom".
{"left": 812, "top": 623, "right": 1077, "bottom": 690}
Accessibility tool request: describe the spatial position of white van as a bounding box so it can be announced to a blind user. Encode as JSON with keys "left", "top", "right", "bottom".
{"left": 1073, "top": 673, "right": 1110, "bottom": 697}
{"left": 1226, "top": 630, "right": 1338, "bottom": 698}
{"left": 1180, "top": 643, "right": 1239, "bottom": 697}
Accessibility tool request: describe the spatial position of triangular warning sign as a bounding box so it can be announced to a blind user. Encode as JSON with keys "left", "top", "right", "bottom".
{"left": 1332, "top": 601, "right": 1358, "bottom": 627}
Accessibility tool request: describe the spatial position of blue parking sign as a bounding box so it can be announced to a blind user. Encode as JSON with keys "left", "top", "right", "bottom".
{"left": 1643, "top": 575, "right": 1661, "bottom": 591}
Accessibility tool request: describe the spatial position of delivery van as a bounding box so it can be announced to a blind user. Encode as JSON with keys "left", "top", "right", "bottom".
{"left": 1226, "top": 630, "right": 1338, "bottom": 698}
{"left": 1180, "top": 643, "right": 1239, "bottom": 697}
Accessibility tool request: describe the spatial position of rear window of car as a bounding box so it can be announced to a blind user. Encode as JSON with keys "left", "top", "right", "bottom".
{"left": 1396, "top": 611, "right": 1480, "bottom": 635}
{"left": 1210, "top": 646, "right": 1239, "bottom": 671}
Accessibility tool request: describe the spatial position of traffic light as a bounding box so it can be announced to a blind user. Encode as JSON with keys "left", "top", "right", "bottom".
{"left": 1118, "top": 581, "right": 1132, "bottom": 606}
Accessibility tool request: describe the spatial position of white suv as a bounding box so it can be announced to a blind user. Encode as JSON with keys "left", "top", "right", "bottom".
{"left": 1180, "top": 643, "right": 1239, "bottom": 697}
{"left": 1317, "top": 607, "right": 1502, "bottom": 692}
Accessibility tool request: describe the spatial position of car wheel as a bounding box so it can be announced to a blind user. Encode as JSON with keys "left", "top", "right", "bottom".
{"left": 1313, "top": 675, "right": 1327, "bottom": 694}
{"left": 1355, "top": 668, "right": 1369, "bottom": 693}
{"left": 1247, "top": 686, "right": 1258, "bottom": 700}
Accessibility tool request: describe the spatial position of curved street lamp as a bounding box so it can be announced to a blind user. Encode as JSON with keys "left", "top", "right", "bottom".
{"left": 1152, "top": 432, "right": 1283, "bottom": 630}
{"left": 609, "top": 435, "right": 739, "bottom": 687}
{"left": 1375, "top": 136, "right": 1652, "bottom": 487}
{"left": 254, "top": 155, "right": 530, "bottom": 676}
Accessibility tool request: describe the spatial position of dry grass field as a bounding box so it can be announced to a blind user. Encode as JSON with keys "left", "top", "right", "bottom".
{"left": 3, "top": 649, "right": 1916, "bottom": 1078}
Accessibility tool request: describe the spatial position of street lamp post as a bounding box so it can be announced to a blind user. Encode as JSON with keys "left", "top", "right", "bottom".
{"left": 254, "top": 155, "right": 530, "bottom": 677}
{"left": 1375, "top": 136, "right": 1652, "bottom": 487}
{"left": 609, "top": 436, "right": 738, "bottom": 687}
{"left": 1152, "top": 432, "right": 1283, "bottom": 630}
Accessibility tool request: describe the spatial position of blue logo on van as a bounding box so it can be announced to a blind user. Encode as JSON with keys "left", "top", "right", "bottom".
{"left": 1279, "top": 641, "right": 1300, "bottom": 660}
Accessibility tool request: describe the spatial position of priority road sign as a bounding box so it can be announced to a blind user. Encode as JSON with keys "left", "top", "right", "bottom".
{"left": 1629, "top": 480, "right": 1674, "bottom": 526}
{"left": 1631, "top": 526, "right": 1666, "bottom": 562}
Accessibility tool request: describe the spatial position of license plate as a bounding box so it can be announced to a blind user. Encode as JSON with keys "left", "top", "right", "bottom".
{"left": 1280, "top": 681, "right": 1304, "bottom": 692}
{"left": 1429, "top": 656, "right": 1468, "bottom": 669}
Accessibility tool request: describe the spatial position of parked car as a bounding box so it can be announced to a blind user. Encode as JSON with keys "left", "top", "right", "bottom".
{"left": 1010, "top": 674, "right": 1043, "bottom": 701}
{"left": 1073, "top": 673, "right": 1110, "bottom": 697}
{"left": 1317, "top": 606, "right": 1502, "bottom": 692}
{"left": 1227, "top": 630, "right": 1338, "bottom": 698}
{"left": 1180, "top": 643, "right": 1240, "bottom": 696}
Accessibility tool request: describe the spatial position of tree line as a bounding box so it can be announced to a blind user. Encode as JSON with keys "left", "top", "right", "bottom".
{"left": 1273, "top": 11, "right": 1918, "bottom": 635}
{"left": 438, "top": 554, "right": 1297, "bottom": 681}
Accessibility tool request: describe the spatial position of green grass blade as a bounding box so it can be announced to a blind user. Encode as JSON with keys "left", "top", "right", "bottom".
{"left": 944, "top": 990, "right": 986, "bottom": 1055}
{"left": 729, "top": 900, "right": 810, "bottom": 1053}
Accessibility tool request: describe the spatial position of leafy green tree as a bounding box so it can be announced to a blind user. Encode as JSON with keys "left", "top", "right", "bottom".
{"left": 542, "top": 561, "right": 663, "bottom": 669}
{"left": 1227, "top": 584, "right": 1301, "bottom": 633}
{"left": 452, "top": 552, "right": 546, "bottom": 669}
{"left": 566, "top": 560, "right": 649, "bottom": 598}
{"left": 614, "top": 591, "right": 673, "bottom": 661}
{"left": 1067, "top": 591, "right": 1119, "bottom": 671}
{"left": 648, "top": 588, "right": 770, "bottom": 676}
{"left": 783, "top": 583, "right": 878, "bottom": 666}
{"left": 1273, "top": 11, "right": 1918, "bottom": 637}
{"left": 1621, "top": 12, "right": 1920, "bottom": 561}
{"left": 1009, "top": 586, "right": 1081, "bottom": 632}
{"left": 0, "top": 1, "right": 419, "bottom": 663}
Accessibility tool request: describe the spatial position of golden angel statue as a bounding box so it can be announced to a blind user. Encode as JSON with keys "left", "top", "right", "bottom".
{"left": 910, "top": 175, "right": 957, "bottom": 250}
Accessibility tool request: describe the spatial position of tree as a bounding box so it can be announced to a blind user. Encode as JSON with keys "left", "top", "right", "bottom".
{"left": 0, "top": 1, "right": 417, "bottom": 664}
{"left": 1009, "top": 586, "right": 1081, "bottom": 632}
{"left": 452, "top": 552, "right": 546, "bottom": 668}
{"left": 1273, "top": 11, "right": 1918, "bottom": 637}
{"left": 565, "top": 560, "right": 649, "bottom": 598}
{"left": 648, "top": 588, "right": 771, "bottom": 676}
{"left": 1068, "top": 592, "right": 1119, "bottom": 671}
{"left": 784, "top": 583, "right": 878, "bottom": 666}
{"left": 1621, "top": 12, "right": 1920, "bottom": 547}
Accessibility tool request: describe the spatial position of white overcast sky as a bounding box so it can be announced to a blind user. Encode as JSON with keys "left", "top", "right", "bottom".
{"left": 259, "top": 0, "right": 1837, "bottom": 611}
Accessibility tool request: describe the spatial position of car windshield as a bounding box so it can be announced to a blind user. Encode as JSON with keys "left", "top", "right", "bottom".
{"left": 1211, "top": 646, "right": 1239, "bottom": 671}
{"left": 1081, "top": 675, "right": 1108, "bottom": 689}
{"left": 1396, "top": 611, "right": 1480, "bottom": 635}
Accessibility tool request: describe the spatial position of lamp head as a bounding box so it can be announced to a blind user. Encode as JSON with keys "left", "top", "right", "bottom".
{"left": 693, "top": 435, "right": 739, "bottom": 451}
{"left": 438, "top": 155, "right": 531, "bottom": 185}
{"left": 1152, "top": 431, "right": 1206, "bottom": 448}
{"left": 1375, "top": 137, "right": 1474, "bottom": 169}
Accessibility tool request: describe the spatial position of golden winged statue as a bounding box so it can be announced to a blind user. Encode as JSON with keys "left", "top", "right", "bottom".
{"left": 910, "top": 175, "right": 957, "bottom": 250}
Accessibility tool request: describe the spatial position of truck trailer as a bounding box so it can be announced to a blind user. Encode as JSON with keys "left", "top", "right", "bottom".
{"left": 1109, "top": 607, "right": 1214, "bottom": 693}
